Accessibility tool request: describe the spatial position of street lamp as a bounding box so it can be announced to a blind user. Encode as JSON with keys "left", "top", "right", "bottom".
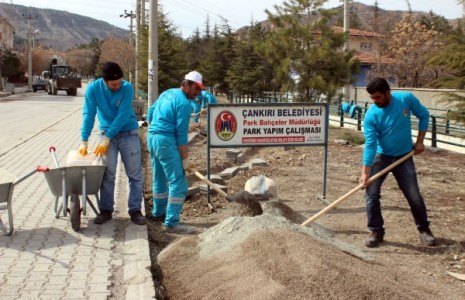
{"left": 120, "top": 10, "right": 136, "bottom": 84}
{"left": 32, "top": 29, "right": 39, "bottom": 48}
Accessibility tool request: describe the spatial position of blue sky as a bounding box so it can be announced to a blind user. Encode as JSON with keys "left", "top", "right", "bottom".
{"left": 9, "top": 0, "right": 465, "bottom": 37}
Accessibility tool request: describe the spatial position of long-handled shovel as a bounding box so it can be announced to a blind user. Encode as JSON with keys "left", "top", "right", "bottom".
{"left": 189, "top": 168, "right": 257, "bottom": 210}
{"left": 301, "top": 150, "right": 414, "bottom": 227}
{"left": 190, "top": 169, "right": 229, "bottom": 198}
{"left": 188, "top": 168, "right": 228, "bottom": 212}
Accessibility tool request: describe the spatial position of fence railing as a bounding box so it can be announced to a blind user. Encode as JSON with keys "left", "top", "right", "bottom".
{"left": 228, "top": 91, "right": 292, "bottom": 104}
{"left": 331, "top": 100, "right": 465, "bottom": 153}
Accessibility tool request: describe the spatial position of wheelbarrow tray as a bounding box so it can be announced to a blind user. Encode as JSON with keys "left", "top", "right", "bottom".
{"left": 0, "top": 169, "right": 17, "bottom": 235}
{"left": 0, "top": 168, "right": 15, "bottom": 204}
{"left": 42, "top": 165, "right": 106, "bottom": 197}
{"left": 0, "top": 182, "right": 14, "bottom": 204}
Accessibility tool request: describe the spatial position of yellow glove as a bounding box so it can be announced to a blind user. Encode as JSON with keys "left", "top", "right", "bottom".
{"left": 182, "top": 158, "right": 194, "bottom": 171}
{"left": 201, "top": 108, "right": 207, "bottom": 115}
{"left": 78, "top": 141, "right": 88, "bottom": 156}
{"left": 93, "top": 136, "right": 110, "bottom": 157}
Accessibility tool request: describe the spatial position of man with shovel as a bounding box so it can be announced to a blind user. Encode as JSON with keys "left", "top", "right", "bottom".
{"left": 360, "top": 77, "right": 436, "bottom": 248}
{"left": 146, "top": 71, "right": 204, "bottom": 234}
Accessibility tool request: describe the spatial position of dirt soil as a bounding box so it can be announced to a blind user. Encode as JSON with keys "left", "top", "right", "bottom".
{"left": 141, "top": 122, "right": 465, "bottom": 299}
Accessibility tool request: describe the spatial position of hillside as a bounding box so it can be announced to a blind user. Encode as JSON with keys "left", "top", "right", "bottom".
{"left": 0, "top": 3, "right": 128, "bottom": 50}
{"left": 243, "top": 1, "right": 460, "bottom": 35}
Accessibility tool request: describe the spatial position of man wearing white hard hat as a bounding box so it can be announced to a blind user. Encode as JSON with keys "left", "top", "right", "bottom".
{"left": 146, "top": 71, "right": 204, "bottom": 234}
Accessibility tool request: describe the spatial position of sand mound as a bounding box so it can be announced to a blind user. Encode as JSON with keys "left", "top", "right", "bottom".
{"left": 158, "top": 214, "right": 440, "bottom": 299}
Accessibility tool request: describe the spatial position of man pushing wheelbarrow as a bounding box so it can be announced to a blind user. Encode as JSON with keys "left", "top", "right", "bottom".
{"left": 77, "top": 62, "right": 146, "bottom": 226}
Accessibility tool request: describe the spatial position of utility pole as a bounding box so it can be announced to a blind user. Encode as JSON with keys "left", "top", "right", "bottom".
{"left": 23, "top": 14, "right": 37, "bottom": 91}
{"left": 148, "top": 0, "right": 158, "bottom": 107}
{"left": 135, "top": 0, "right": 140, "bottom": 98}
{"left": 120, "top": 10, "right": 136, "bottom": 84}
{"left": 343, "top": 0, "right": 351, "bottom": 102}
{"left": 142, "top": 0, "right": 146, "bottom": 25}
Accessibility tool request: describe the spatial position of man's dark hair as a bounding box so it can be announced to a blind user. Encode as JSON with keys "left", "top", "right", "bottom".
{"left": 102, "top": 62, "right": 123, "bottom": 81}
{"left": 182, "top": 79, "right": 195, "bottom": 87}
{"left": 366, "top": 77, "right": 390, "bottom": 94}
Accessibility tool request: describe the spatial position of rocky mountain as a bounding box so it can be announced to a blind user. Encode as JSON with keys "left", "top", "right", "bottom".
{"left": 0, "top": 3, "right": 128, "bottom": 50}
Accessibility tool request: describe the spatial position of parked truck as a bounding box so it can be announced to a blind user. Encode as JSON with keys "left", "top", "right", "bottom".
{"left": 45, "top": 65, "right": 81, "bottom": 96}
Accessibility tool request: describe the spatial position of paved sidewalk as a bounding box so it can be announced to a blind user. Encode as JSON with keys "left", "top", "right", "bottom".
{"left": 0, "top": 107, "right": 154, "bottom": 299}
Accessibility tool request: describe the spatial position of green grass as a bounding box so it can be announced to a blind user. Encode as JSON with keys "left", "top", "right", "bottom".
{"left": 339, "top": 130, "right": 365, "bottom": 145}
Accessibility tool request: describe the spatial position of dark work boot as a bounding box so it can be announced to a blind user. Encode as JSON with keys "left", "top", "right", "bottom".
{"left": 163, "top": 224, "right": 194, "bottom": 234}
{"left": 150, "top": 213, "right": 166, "bottom": 222}
{"left": 94, "top": 210, "right": 112, "bottom": 224}
{"left": 365, "top": 231, "right": 384, "bottom": 248}
{"left": 130, "top": 210, "right": 147, "bottom": 225}
{"left": 419, "top": 229, "right": 437, "bottom": 246}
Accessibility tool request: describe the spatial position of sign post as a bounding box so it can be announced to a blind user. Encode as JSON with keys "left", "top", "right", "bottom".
{"left": 206, "top": 103, "right": 329, "bottom": 204}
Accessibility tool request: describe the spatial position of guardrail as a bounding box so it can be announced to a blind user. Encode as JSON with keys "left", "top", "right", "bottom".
{"left": 331, "top": 101, "right": 465, "bottom": 153}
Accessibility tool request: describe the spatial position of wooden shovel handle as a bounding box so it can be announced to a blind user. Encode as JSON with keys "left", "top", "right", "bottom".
{"left": 191, "top": 169, "right": 228, "bottom": 197}
{"left": 301, "top": 151, "right": 414, "bottom": 227}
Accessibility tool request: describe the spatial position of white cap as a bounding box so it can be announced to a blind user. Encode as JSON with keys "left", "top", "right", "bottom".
{"left": 185, "top": 71, "right": 205, "bottom": 90}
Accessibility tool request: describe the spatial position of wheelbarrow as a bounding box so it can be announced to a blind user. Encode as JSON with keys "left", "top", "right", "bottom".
{"left": 39, "top": 147, "right": 106, "bottom": 232}
{"left": 0, "top": 166, "right": 46, "bottom": 235}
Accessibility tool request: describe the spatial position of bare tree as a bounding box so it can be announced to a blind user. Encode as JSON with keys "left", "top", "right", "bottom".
{"left": 32, "top": 48, "right": 56, "bottom": 75}
{"left": 65, "top": 48, "right": 95, "bottom": 77}
{"left": 99, "top": 37, "right": 135, "bottom": 78}
{"left": 371, "top": 14, "right": 442, "bottom": 87}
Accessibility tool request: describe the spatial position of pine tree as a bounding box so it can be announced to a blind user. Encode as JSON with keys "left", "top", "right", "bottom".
{"left": 185, "top": 28, "right": 205, "bottom": 72}
{"left": 261, "top": 0, "right": 358, "bottom": 102}
{"left": 138, "top": 9, "right": 187, "bottom": 94}
{"left": 226, "top": 22, "right": 274, "bottom": 99}
{"left": 427, "top": 28, "right": 465, "bottom": 123}
{"left": 156, "top": 12, "right": 187, "bottom": 93}
{"left": 199, "top": 20, "right": 235, "bottom": 93}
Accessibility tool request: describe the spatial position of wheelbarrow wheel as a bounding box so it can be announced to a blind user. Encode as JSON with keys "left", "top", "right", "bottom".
{"left": 70, "top": 194, "right": 81, "bottom": 231}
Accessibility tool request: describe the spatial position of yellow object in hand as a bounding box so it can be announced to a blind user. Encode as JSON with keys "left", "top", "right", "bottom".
{"left": 78, "top": 141, "right": 88, "bottom": 156}
{"left": 93, "top": 136, "right": 110, "bottom": 157}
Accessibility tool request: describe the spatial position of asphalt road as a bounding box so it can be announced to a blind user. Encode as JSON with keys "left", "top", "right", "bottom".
{"left": 0, "top": 87, "right": 85, "bottom": 157}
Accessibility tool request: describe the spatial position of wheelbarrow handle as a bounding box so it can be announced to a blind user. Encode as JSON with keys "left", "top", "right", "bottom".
{"left": 37, "top": 166, "right": 50, "bottom": 172}
{"left": 13, "top": 166, "right": 49, "bottom": 185}
{"left": 49, "top": 146, "right": 60, "bottom": 167}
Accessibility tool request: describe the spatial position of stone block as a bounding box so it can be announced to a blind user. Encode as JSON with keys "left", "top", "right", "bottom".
{"left": 187, "top": 186, "right": 200, "bottom": 197}
{"left": 219, "top": 166, "right": 240, "bottom": 179}
{"left": 250, "top": 158, "right": 268, "bottom": 167}
{"left": 236, "top": 153, "right": 246, "bottom": 165}
{"left": 199, "top": 184, "right": 227, "bottom": 195}
{"left": 209, "top": 174, "right": 225, "bottom": 185}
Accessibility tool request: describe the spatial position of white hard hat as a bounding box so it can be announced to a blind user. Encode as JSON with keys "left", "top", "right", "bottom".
{"left": 185, "top": 71, "right": 205, "bottom": 89}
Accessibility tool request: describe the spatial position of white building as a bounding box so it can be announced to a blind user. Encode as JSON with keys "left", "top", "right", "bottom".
{"left": 0, "top": 18, "right": 15, "bottom": 49}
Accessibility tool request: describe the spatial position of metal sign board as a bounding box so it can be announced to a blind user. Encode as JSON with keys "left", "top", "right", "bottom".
{"left": 208, "top": 103, "right": 328, "bottom": 147}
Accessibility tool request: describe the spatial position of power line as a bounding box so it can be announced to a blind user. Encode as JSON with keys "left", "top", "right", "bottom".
{"left": 161, "top": 0, "right": 251, "bottom": 30}
{"left": 184, "top": 0, "right": 250, "bottom": 25}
